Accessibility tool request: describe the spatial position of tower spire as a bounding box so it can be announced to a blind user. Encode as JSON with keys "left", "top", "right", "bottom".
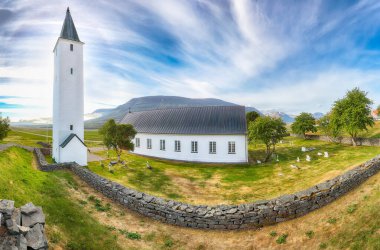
{"left": 60, "top": 7, "right": 81, "bottom": 42}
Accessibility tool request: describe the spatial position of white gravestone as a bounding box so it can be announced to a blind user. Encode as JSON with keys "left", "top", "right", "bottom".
{"left": 306, "top": 155, "right": 311, "bottom": 162}
{"left": 324, "top": 152, "right": 329, "bottom": 158}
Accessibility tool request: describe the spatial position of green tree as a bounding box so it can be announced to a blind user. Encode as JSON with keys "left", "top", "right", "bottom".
{"left": 291, "top": 112, "right": 317, "bottom": 138}
{"left": 99, "top": 119, "right": 137, "bottom": 162}
{"left": 330, "top": 87, "right": 374, "bottom": 146}
{"left": 318, "top": 113, "right": 342, "bottom": 139}
{"left": 376, "top": 105, "right": 380, "bottom": 114}
{"left": 248, "top": 116, "right": 287, "bottom": 162}
{"left": 246, "top": 111, "right": 260, "bottom": 126}
{"left": 0, "top": 115, "right": 10, "bottom": 141}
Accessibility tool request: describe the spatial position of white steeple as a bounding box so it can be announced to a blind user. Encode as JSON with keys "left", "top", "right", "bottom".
{"left": 52, "top": 7, "right": 87, "bottom": 166}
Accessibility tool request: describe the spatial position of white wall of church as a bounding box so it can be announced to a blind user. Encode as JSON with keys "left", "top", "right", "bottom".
{"left": 52, "top": 38, "right": 86, "bottom": 164}
{"left": 132, "top": 133, "right": 248, "bottom": 163}
{"left": 60, "top": 137, "right": 88, "bottom": 166}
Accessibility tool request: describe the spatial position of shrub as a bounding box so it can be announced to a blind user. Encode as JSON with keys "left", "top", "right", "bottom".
{"left": 347, "top": 204, "right": 358, "bottom": 214}
{"left": 319, "top": 242, "right": 328, "bottom": 249}
{"left": 327, "top": 217, "right": 337, "bottom": 224}
{"left": 305, "top": 230, "right": 315, "bottom": 239}
{"left": 269, "top": 231, "right": 277, "bottom": 237}
{"left": 127, "top": 232, "right": 141, "bottom": 240}
{"left": 276, "top": 234, "right": 288, "bottom": 244}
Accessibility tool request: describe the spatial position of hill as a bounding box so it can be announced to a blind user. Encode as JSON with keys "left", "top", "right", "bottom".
{"left": 85, "top": 96, "right": 261, "bottom": 128}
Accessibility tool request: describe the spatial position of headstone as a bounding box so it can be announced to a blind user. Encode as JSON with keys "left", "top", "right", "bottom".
{"left": 317, "top": 152, "right": 323, "bottom": 156}
{"left": 306, "top": 155, "right": 311, "bottom": 162}
{"left": 301, "top": 147, "right": 307, "bottom": 152}
{"left": 324, "top": 152, "right": 329, "bottom": 158}
{"left": 276, "top": 155, "right": 279, "bottom": 162}
{"left": 296, "top": 157, "right": 300, "bottom": 162}
{"left": 290, "top": 164, "right": 299, "bottom": 169}
{"left": 256, "top": 160, "right": 261, "bottom": 164}
{"left": 278, "top": 172, "right": 283, "bottom": 176}
{"left": 146, "top": 161, "right": 152, "bottom": 170}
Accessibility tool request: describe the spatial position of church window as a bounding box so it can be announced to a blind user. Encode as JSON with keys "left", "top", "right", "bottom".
{"left": 175, "top": 140, "right": 181, "bottom": 152}
{"left": 228, "top": 141, "right": 236, "bottom": 154}
{"left": 209, "top": 141, "right": 216, "bottom": 154}
{"left": 70, "top": 44, "right": 73, "bottom": 51}
{"left": 160, "top": 140, "right": 166, "bottom": 151}
{"left": 70, "top": 68, "right": 73, "bottom": 74}
{"left": 135, "top": 138, "right": 140, "bottom": 147}
{"left": 147, "top": 139, "right": 152, "bottom": 149}
{"left": 191, "top": 141, "right": 198, "bottom": 153}
{"left": 70, "top": 125, "right": 73, "bottom": 130}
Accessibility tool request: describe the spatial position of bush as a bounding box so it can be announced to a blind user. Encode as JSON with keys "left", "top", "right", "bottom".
{"left": 305, "top": 230, "right": 315, "bottom": 239}
{"left": 347, "top": 204, "right": 358, "bottom": 214}
{"left": 276, "top": 234, "right": 288, "bottom": 244}
{"left": 327, "top": 217, "right": 337, "bottom": 224}
{"left": 269, "top": 231, "right": 277, "bottom": 237}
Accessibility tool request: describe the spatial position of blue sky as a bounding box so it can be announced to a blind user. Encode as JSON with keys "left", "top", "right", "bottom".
{"left": 1, "top": 0, "right": 380, "bottom": 121}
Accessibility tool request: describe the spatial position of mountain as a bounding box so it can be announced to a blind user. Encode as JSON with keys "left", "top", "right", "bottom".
{"left": 85, "top": 96, "right": 261, "bottom": 128}
{"left": 312, "top": 112, "right": 324, "bottom": 119}
{"left": 264, "top": 110, "right": 295, "bottom": 123}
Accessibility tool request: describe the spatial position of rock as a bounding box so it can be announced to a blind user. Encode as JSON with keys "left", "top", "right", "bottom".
{"left": 17, "top": 225, "right": 30, "bottom": 235}
{"left": 25, "top": 223, "right": 48, "bottom": 250}
{"left": 21, "top": 207, "right": 45, "bottom": 227}
{"left": 5, "top": 218, "right": 19, "bottom": 235}
{"left": 17, "top": 234, "right": 28, "bottom": 250}
{"left": 0, "top": 200, "right": 15, "bottom": 217}
{"left": 12, "top": 209, "right": 21, "bottom": 226}
{"left": 20, "top": 203, "right": 38, "bottom": 215}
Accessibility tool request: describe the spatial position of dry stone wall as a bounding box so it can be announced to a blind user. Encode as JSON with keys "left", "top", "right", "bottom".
{"left": 293, "top": 134, "right": 380, "bottom": 146}
{"left": 0, "top": 200, "right": 48, "bottom": 250}
{"left": 33, "top": 148, "right": 380, "bottom": 230}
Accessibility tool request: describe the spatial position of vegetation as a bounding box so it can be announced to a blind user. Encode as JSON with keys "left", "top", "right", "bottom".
{"left": 246, "top": 110, "right": 260, "bottom": 125}
{"left": 88, "top": 136, "right": 380, "bottom": 205}
{"left": 0, "top": 147, "right": 121, "bottom": 249}
{"left": 0, "top": 115, "right": 10, "bottom": 141}
{"left": 330, "top": 88, "right": 374, "bottom": 146}
{"left": 248, "top": 116, "right": 287, "bottom": 162}
{"left": 99, "top": 119, "right": 137, "bottom": 162}
{"left": 291, "top": 112, "right": 317, "bottom": 138}
{"left": 317, "top": 113, "right": 341, "bottom": 139}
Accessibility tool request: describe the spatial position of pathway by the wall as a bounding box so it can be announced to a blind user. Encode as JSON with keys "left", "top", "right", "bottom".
{"left": 32, "top": 147, "right": 380, "bottom": 230}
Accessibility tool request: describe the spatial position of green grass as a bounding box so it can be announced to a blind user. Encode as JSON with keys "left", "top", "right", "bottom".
{"left": 311, "top": 120, "right": 380, "bottom": 139}
{"left": 3, "top": 127, "right": 103, "bottom": 147}
{"left": 88, "top": 137, "right": 380, "bottom": 204}
{"left": 0, "top": 147, "right": 121, "bottom": 249}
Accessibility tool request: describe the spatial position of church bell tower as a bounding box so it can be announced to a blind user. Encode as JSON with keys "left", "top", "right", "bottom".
{"left": 52, "top": 7, "right": 87, "bottom": 166}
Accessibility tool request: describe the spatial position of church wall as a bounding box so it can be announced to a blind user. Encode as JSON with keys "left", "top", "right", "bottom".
{"left": 132, "top": 133, "right": 248, "bottom": 163}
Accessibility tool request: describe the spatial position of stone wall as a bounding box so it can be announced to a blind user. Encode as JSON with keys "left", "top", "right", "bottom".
{"left": 0, "top": 200, "right": 48, "bottom": 249}
{"left": 294, "top": 134, "right": 380, "bottom": 146}
{"left": 33, "top": 147, "right": 380, "bottom": 230}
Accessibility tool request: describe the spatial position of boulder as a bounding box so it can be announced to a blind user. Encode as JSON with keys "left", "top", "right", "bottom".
{"left": 5, "top": 218, "right": 19, "bottom": 235}
{"left": 17, "top": 234, "right": 28, "bottom": 250}
{"left": 0, "top": 200, "right": 15, "bottom": 217}
{"left": 25, "top": 223, "right": 48, "bottom": 250}
{"left": 21, "top": 207, "right": 45, "bottom": 228}
{"left": 20, "top": 203, "right": 38, "bottom": 215}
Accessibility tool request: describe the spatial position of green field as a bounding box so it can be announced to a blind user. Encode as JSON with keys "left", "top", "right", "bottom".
{"left": 0, "top": 147, "right": 121, "bottom": 249}
{"left": 88, "top": 137, "right": 380, "bottom": 205}
{"left": 4, "top": 127, "right": 103, "bottom": 147}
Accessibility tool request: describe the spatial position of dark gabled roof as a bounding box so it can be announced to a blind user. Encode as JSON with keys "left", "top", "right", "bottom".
{"left": 60, "top": 133, "right": 86, "bottom": 148}
{"left": 60, "top": 7, "right": 81, "bottom": 42}
{"left": 120, "top": 106, "right": 247, "bottom": 135}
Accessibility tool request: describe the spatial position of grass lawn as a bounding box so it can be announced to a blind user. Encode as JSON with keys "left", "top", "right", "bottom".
{"left": 311, "top": 120, "right": 380, "bottom": 139}
{"left": 3, "top": 127, "right": 103, "bottom": 147}
{"left": 88, "top": 137, "right": 380, "bottom": 205}
{"left": 0, "top": 147, "right": 121, "bottom": 249}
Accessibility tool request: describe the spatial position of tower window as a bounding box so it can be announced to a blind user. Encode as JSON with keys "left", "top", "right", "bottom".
{"left": 70, "top": 125, "right": 73, "bottom": 130}
{"left": 70, "top": 44, "right": 73, "bottom": 51}
{"left": 70, "top": 68, "right": 73, "bottom": 74}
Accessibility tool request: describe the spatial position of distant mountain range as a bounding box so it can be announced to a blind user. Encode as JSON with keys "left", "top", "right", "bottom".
{"left": 263, "top": 111, "right": 295, "bottom": 123}
{"left": 85, "top": 96, "right": 262, "bottom": 128}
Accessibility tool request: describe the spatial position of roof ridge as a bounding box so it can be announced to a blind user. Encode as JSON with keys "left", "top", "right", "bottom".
{"left": 123, "top": 105, "right": 245, "bottom": 115}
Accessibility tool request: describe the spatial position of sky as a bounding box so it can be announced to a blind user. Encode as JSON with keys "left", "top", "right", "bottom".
{"left": 1, "top": 0, "right": 380, "bottom": 122}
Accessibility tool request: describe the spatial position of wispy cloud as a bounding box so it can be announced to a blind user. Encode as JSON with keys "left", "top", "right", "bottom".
{"left": 1, "top": 0, "right": 380, "bottom": 121}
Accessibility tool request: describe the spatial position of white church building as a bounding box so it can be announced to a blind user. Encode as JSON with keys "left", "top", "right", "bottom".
{"left": 121, "top": 106, "right": 248, "bottom": 163}
{"left": 52, "top": 8, "right": 87, "bottom": 166}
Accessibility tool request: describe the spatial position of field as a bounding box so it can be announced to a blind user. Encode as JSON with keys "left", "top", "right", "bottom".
{"left": 311, "top": 120, "right": 380, "bottom": 139}
{"left": 0, "top": 146, "right": 379, "bottom": 249}
{"left": 1, "top": 127, "right": 380, "bottom": 249}
{"left": 88, "top": 137, "right": 380, "bottom": 204}
{"left": 4, "top": 127, "right": 103, "bottom": 147}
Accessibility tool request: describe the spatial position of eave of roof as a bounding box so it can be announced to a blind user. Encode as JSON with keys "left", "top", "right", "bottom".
{"left": 60, "top": 133, "right": 86, "bottom": 148}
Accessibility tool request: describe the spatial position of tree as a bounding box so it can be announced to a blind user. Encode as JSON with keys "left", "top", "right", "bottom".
{"left": 291, "top": 112, "right": 317, "bottom": 138}
{"left": 99, "top": 119, "right": 137, "bottom": 162}
{"left": 246, "top": 111, "right": 260, "bottom": 126}
{"left": 248, "top": 116, "right": 287, "bottom": 162}
{"left": 0, "top": 115, "right": 10, "bottom": 141}
{"left": 330, "top": 87, "right": 374, "bottom": 146}
{"left": 318, "top": 113, "right": 342, "bottom": 140}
